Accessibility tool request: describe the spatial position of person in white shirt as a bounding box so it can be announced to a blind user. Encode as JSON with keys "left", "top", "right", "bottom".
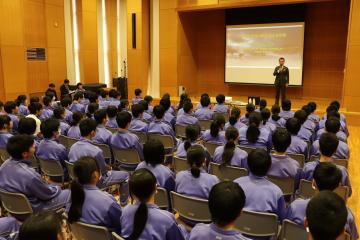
{"left": 26, "top": 102, "right": 43, "bottom": 136}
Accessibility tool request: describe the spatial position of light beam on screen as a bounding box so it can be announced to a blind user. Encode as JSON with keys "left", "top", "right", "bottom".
{"left": 102, "top": 0, "right": 110, "bottom": 86}
{"left": 116, "top": 0, "right": 121, "bottom": 77}
{"left": 72, "top": 0, "right": 80, "bottom": 84}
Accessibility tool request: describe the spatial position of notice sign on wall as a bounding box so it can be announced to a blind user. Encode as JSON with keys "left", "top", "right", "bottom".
{"left": 26, "top": 48, "right": 46, "bottom": 61}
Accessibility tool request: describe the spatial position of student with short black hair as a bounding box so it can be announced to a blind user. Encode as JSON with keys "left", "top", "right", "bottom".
{"left": 39, "top": 96, "right": 54, "bottom": 121}
{"left": 307, "top": 101, "right": 320, "bottom": 123}
{"left": 66, "top": 111, "right": 84, "bottom": 139}
{"left": 301, "top": 105, "right": 316, "bottom": 132}
{"left": 106, "top": 105, "right": 119, "bottom": 128}
{"left": 176, "top": 125, "right": 202, "bottom": 158}
{"left": 108, "top": 89, "right": 121, "bottom": 107}
{"left": 144, "top": 95, "right": 154, "bottom": 114}
{"left": 176, "top": 101, "right": 199, "bottom": 127}
{"left": 45, "top": 83, "right": 58, "bottom": 101}
{"left": 148, "top": 105, "right": 177, "bottom": 143}
{"left": 99, "top": 89, "right": 110, "bottom": 109}
{"left": 16, "top": 94, "right": 29, "bottom": 116}
{"left": 119, "top": 99, "right": 130, "bottom": 113}
{"left": 0, "top": 135, "right": 70, "bottom": 211}
{"left": 224, "top": 107, "right": 246, "bottom": 132}
{"left": 132, "top": 88, "right": 143, "bottom": 105}
{"left": 53, "top": 107, "right": 70, "bottom": 135}
{"left": 121, "top": 169, "right": 186, "bottom": 239}
{"left": 286, "top": 117, "right": 308, "bottom": 156}
{"left": 60, "top": 96, "right": 73, "bottom": 124}
{"left": 239, "top": 103, "right": 255, "bottom": 125}
{"left": 76, "top": 82, "right": 85, "bottom": 92}
{"left": 26, "top": 102, "right": 43, "bottom": 135}
{"left": 175, "top": 145, "right": 219, "bottom": 199}
{"left": 129, "top": 104, "right": 148, "bottom": 133}
{"left": 0, "top": 115, "right": 13, "bottom": 149}
{"left": 138, "top": 100, "right": 153, "bottom": 122}
{"left": 279, "top": 99, "right": 294, "bottom": 120}
{"left": 234, "top": 149, "right": 285, "bottom": 220}
{"left": 30, "top": 96, "right": 40, "bottom": 104}
{"left": 92, "top": 109, "right": 112, "bottom": 145}
{"left": 70, "top": 92, "right": 85, "bottom": 113}
{"left": 319, "top": 107, "right": 349, "bottom": 136}
{"left": 213, "top": 94, "right": 228, "bottom": 113}
{"left": 86, "top": 102, "right": 99, "bottom": 119}
{"left": 268, "top": 104, "right": 286, "bottom": 128}
{"left": 194, "top": 94, "right": 214, "bottom": 120}
{"left": 18, "top": 117, "right": 39, "bottom": 148}
{"left": 195, "top": 93, "right": 209, "bottom": 111}
{"left": 316, "top": 117, "right": 347, "bottom": 143}
{"left": 4, "top": 101, "right": 19, "bottom": 133}
{"left": 189, "top": 181, "right": 249, "bottom": 240}
{"left": 201, "top": 114, "right": 226, "bottom": 144}
{"left": 324, "top": 100, "right": 347, "bottom": 123}
{"left": 294, "top": 109, "right": 313, "bottom": 141}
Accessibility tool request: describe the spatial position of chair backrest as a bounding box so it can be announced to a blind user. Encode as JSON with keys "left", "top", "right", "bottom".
{"left": 334, "top": 186, "right": 349, "bottom": 203}
{"left": 112, "top": 232, "right": 125, "bottom": 240}
{"left": 67, "top": 137, "right": 78, "bottom": 149}
{"left": 0, "top": 189, "right": 33, "bottom": 215}
{"left": 130, "top": 131, "right": 147, "bottom": 144}
{"left": 209, "top": 163, "right": 248, "bottom": 181}
{"left": 71, "top": 222, "right": 110, "bottom": 240}
{"left": 29, "top": 155, "right": 40, "bottom": 169}
{"left": 93, "top": 143, "right": 112, "bottom": 159}
{"left": 170, "top": 191, "right": 211, "bottom": 223}
{"left": 267, "top": 176, "right": 295, "bottom": 196}
{"left": 148, "top": 134, "right": 174, "bottom": 149}
{"left": 173, "top": 156, "right": 188, "bottom": 173}
{"left": 65, "top": 161, "right": 75, "bottom": 180}
{"left": 106, "top": 127, "right": 117, "bottom": 134}
{"left": 38, "top": 158, "right": 64, "bottom": 177}
{"left": 112, "top": 148, "right": 141, "bottom": 165}
{"left": 235, "top": 210, "right": 278, "bottom": 237}
{"left": 309, "top": 155, "right": 319, "bottom": 162}
{"left": 203, "top": 142, "right": 222, "bottom": 157}
{"left": 279, "top": 220, "right": 307, "bottom": 240}
{"left": 58, "top": 135, "right": 69, "bottom": 148}
{"left": 299, "top": 179, "right": 349, "bottom": 202}
{"left": 198, "top": 120, "right": 212, "bottom": 131}
{"left": 286, "top": 153, "right": 305, "bottom": 168}
{"left": 175, "top": 124, "right": 187, "bottom": 138}
{"left": 0, "top": 148, "right": 9, "bottom": 163}
{"left": 155, "top": 187, "right": 169, "bottom": 209}
{"left": 213, "top": 112, "right": 229, "bottom": 122}
{"left": 239, "top": 146, "right": 256, "bottom": 154}
{"left": 334, "top": 159, "right": 348, "bottom": 169}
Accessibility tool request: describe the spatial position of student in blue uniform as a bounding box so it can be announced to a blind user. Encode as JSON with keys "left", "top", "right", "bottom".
{"left": 268, "top": 128, "right": 300, "bottom": 179}
{"left": 176, "top": 125, "right": 205, "bottom": 159}
{"left": 121, "top": 169, "right": 186, "bottom": 240}
{"left": 285, "top": 118, "right": 308, "bottom": 156}
{"left": 106, "top": 105, "right": 119, "bottom": 128}
{"left": 323, "top": 100, "right": 347, "bottom": 123}
{"left": 85, "top": 102, "right": 99, "bottom": 119}
{"left": 239, "top": 103, "right": 255, "bottom": 125}
{"left": 224, "top": 107, "right": 246, "bottom": 132}
{"left": 255, "top": 99, "right": 267, "bottom": 113}
{"left": 67, "top": 156, "right": 122, "bottom": 234}
{"left": 286, "top": 162, "right": 358, "bottom": 239}
{"left": 16, "top": 95, "right": 29, "bottom": 116}
{"left": 92, "top": 109, "right": 112, "bottom": 145}
{"left": 260, "top": 108, "right": 276, "bottom": 133}
{"left": 268, "top": 104, "right": 286, "bottom": 128}
{"left": 176, "top": 101, "right": 199, "bottom": 127}
{"left": 316, "top": 117, "right": 347, "bottom": 143}
{"left": 0, "top": 135, "right": 70, "bottom": 211}
{"left": 234, "top": 149, "right": 285, "bottom": 221}
{"left": 98, "top": 90, "right": 110, "bottom": 109}
{"left": 194, "top": 94, "right": 213, "bottom": 120}
{"left": 39, "top": 96, "right": 54, "bottom": 120}
{"left": 160, "top": 97, "right": 176, "bottom": 126}
{"left": 26, "top": 102, "right": 42, "bottom": 136}
{"left": 138, "top": 100, "right": 153, "bottom": 122}
{"left": 108, "top": 89, "right": 121, "bottom": 107}
{"left": 195, "top": 93, "right": 209, "bottom": 111}
{"left": 213, "top": 94, "right": 228, "bottom": 113}
{"left": 176, "top": 93, "right": 189, "bottom": 112}
{"left": 162, "top": 93, "right": 176, "bottom": 115}
{"left": 129, "top": 104, "right": 148, "bottom": 133}
{"left": 136, "top": 139, "right": 175, "bottom": 192}
{"left": 4, "top": 101, "right": 19, "bottom": 134}
{"left": 119, "top": 99, "right": 131, "bottom": 113}
{"left": 0, "top": 115, "right": 13, "bottom": 149}
{"left": 68, "top": 118, "right": 129, "bottom": 205}
{"left": 319, "top": 108, "right": 348, "bottom": 136}
{"left": 175, "top": 145, "right": 219, "bottom": 199}
{"left": 0, "top": 217, "right": 19, "bottom": 240}
{"left": 201, "top": 115, "right": 226, "bottom": 144}
{"left": 189, "top": 181, "right": 250, "bottom": 240}
{"left": 53, "top": 107, "right": 70, "bottom": 136}
{"left": 144, "top": 95, "right": 154, "bottom": 114}
{"left": 60, "top": 96, "right": 73, "bottom": 124}
{"left": 70, "top": 92, "right": 85, "bottom": 113}
{"left": 307, "top": 101, "right": 320, "bottom": 123}
{"left": 18, "top": 117, "right": 40, "bottom": 150}
{"left": 212, "top": 127, "right": 248, "bottom": 169}
{"left": 279, "top": 99, "right": 294, "bottom": 120}
{"left": 148, "top": 105, "right": 177, "bottom": 144}
{"left": 67, "top": 112, "right": 84, "bottom": 139}
{"left": 300, "top": 105, "right": 316, "bottom": 132}
{"left": 132, "top": 88, "right": 143, "bottom": 105}
{"left": 294, "top": 110, "right": 313, "bottom": 141}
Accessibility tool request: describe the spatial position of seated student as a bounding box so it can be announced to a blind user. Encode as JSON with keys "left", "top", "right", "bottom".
{"left": 268, "top": 128, "right": 300, "bottom": 179}
{"left": 0, "top": 115, "right": 13, "bottom": 149}
{"left": 60, "top": 96, "right": 73, "bottom": 124}
{"left": 0, "top": 217, "right": 19, "bottom": 240}
{"left": 129, "top": 104, "right": 148, "bottom": 133}
{"left": 176, "top": 93, "right": 189, "bottom": 112}
{"left": 148, "top": 105, "right": 177, "bottom": 143}
{"left": 239, "top": 103, "right": 255, "bottom": 125}
{"left": 18, "top": 118, "right": 40, "bottom": 149}
{"left": 92, "top": 109, "right": 112, "bottom": 145}
{"left": 286, "top": 118, "right": 308, "bottom": 156}
{"left": 189, "top": 181, "right": 249, "bottom": 240}
{"left": 16, "top": 95, "right": 29, "bottom": 116}
{"left": 86, "top": 103, "right": 99, "bottom": 119}
{"left": 286, "top": 162, "right": 358, "bottom": 239}
{"left": 162, "top": 93, "right": 176, "bottom": 115}
{"left": 0, "top": 135, "right": 70, "bottom": 211}
{"left": 238, "top": 112, "right": 272, "bottom": 150}
{"left": 302, "top": 133, "right": 351, "bottom": 195}
{"left": 175, "top": 145, "right": 219, "bottom": 199}
{"left": 66, "top": 112, "right": 84, "bottom": 139}
{"left": 159, "top": 97, "right": 176, "bottom": 126}
{"left": 212, "top": 127, "right": 248, "bottom": 169}
{"left": 176, "top": 101, "right": 199, "bottom": 127}
{"left": 268, "top": 104, "right": 286, "bottom": 128}
{"left": 234, "top": 149, "right": 285, "bottom": 220}
{"left": 176, "top": 125, "right": 202, "bottom": 158}
{"left": 319, "top": 107, "right": 348, "bottom": 135}
{"left": 176, "top": 97, "right": 191, "bottom": 117}
{"left": 75, "top": 82, "right": 85, "bottom": 92}
{"left": 260, "top": 108, "right": 276, "bottom": 133}
{"left": 323, "top": 100, "right": 347, "bottom": 123}
{"left": 119, "top": 99, "right": 131, "bottom": 114}
{"left": 224, "top": 107, "right": 246, "bottom": 132}
{"left": 26, "top": 102, "right": 42, "bottom": 136}
{"left": 67, "top": 156, "right": 122, "bottom": 234}
{"left": 45, "top": 83, "right": 58, "bottom": 101}
{"left": 195, "top": 93, "right": 209, "bottom": 111}
{"left": 294, "top": 110, "right": 313, "bottom": 141}
{"left": 121, "top": 169, "right": 186, "bottom": 240}
{"left": 279, "top": 99, "right": 294, "bottom": 120}
{"left": 311, "top": 131, "right": 349, "bottom": 160}
{"left": 305, "top": 191, "right": 348, "bottom": 240}
{"left": 30, "top": 96, "right": 40, "bottom": 104}
{"left": 4, "top": 101, "right": 19, "bottom": 134}
{"left": 136, "top": 139, "right": 175, "bottom": 192}
{"left": 137, "top": 100, "right": 152, "bottom": 122}
{"left": 132, "top": 88, "right": 142, "bottom": 105}
{"left": 70, "top": 92, "right": 85, "bottom": 113}
{"left": 255, "top": 99, "right": 267, "bottom": 113}
{"left": 98, "top": 90, "right": 110, "bottom": 109}
{"left": 301, "top": 105, "right": 316, "bottom": 132}
{"left": 201, "top": 115, "right": 226, "bottom": 144}
{"left": 307, "top": 101, "right": 320, "bottom": 123}
{"left": 144, "top": 95, "right": 154, "bottom": 114}
{"left": 108, "top": 89, "right": 121, "bottom": 107}
{"left": 110, "top": 111, "right": 144, "bottom": 163}
{"left": 106, "top": 105, "right": 119, "bottom": 128}
{"left": 68, "top": 118, "right": 129, "bottom": 205}
{"left": 194, "top": 94, "right": 214, "bottom": 120}
{"left": 39, "top": 96, "right": 54, "bottom": 121}
{"left": 53, "top": 107, "right": 70, "bottom": 136}
{"left": 316, "top": 115, "right": 347, "bottom": 143}
{"left": 213, "top": 94, "right": 228, "bottom": 113}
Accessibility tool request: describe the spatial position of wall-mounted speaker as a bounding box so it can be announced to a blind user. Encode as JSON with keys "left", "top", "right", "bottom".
{"left": 132, "top": 13, "right": 136, "bottom": 49}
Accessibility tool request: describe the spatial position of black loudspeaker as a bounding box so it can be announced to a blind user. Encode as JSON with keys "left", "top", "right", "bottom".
{"left": 113, "top": 77, "right": 128, "bottom": 100}
{"left": 132, "top": 13, "right": 136, "bottom": 49}
{"left": 248, "top": 96, "right": 260, "bottom": 106}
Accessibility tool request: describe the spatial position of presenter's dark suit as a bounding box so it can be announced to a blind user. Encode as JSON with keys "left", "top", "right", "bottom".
{"left": 60, "top": 84, "right": 70, "bottom": 99}
{"left": 273, "top": 65, "right": 289, "bottom": 105}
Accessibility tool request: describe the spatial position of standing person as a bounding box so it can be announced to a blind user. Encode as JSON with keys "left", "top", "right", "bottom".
{"left": 46, "top": 83, "right": 58, "bottom": 101}
{"left": 273, "top": 57, "right": 289, "bottom": 105}
{"left": 60, "top": 79, "right": 71, "bottom": 98}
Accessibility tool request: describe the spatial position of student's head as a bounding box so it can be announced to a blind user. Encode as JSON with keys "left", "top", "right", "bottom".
{"left": 259, "top": 99, "right": 267, "bottom": 110}
{"left": 116, "top": 111, "right": 132, "bottom": 129}
{"left": 71, "top": 112, "right": 83, "bottom": 126}
{"left": 94, "top": 109, "right": 108, "bottom": 125}
{"left": 73, "top": 92, "right": 84, "bottom": 101}
{"left": 210, "top": 115, "right": 226, "bottom": 138}
{"left": 200, "top": 94, "right": 211, "bottom": 107}
{"left": 68, "top": 156, "right": 100, "bottom": 223}
{"left": 325, "top": 117, "right": 340, "bottom": 134}
{"left": 159, "top": 97, "right": 171, "bottom": 111}
{"left": 100, "top": 89, "right": 108, "bottom": 99}
{"left": 260, "top": 108, "right": 271, "bottom": 124}
{"left": 60, "top": 97, "right": 72, "bottom": 108}
{"left": 301, "top": 105, "right": 311, "bottom": 117}
{"left": 106, "top": 106, "right": 118, "bottom": 119}
{"left": 247, "top": 149, "right": 271, "bottom": 177}
{"left": 184, "top": 125, "right": 200, "bottom": 151}
{"left": 143, "top": 139, "right": 165, "bottom": 166}
{"left": 327, "top": 110, "right": 340, "bottom": 120}
{"left": 119, "top": 99, "right": 129, "bottom": 110}
{"left": 330, "top": 100, "right": 341, "bottom": 112}
{"left": 221, "top": 127, "right": 239, "bottom": 167}
{"left": 86, "top": 103, "right": 99, "bottom": 118}
{"left": 308, "top": 102, "right": 317, "bottom": 113}
{"left": 18, "top": 118, "right": 36, "bottom": 135}
{"left": 306, "top": 191, "right": 347, "bottom": 240}
{"left": 28, "top": 102, "right": 43, "bottom": 115}
{"left": 271, "top": 104, "right": 281, "bottom": 115}
{"left": 144, "top": 95, "right": 153, "bottom": 105}
{"left": 216, "top": 94, "right": 225, "bottom": 104}
{"left": 135, "top": 88, "right": 142, "bottom": 97}
{"left": 64, "top": 79, "right": 70, "bottom": 85}
{"left": 279, "top": 57, "right": 285, "bottom": 65}
{"left": 319, "top": 133, "right": 339, "bottom": 158}
{"left": 127, "top": 169, "right": 157, "bottom": 240}
{"left": 42, "top": 96, "right": 52, "bottom": 107}
{"left": 45, "top": 91, "right": 55, "bottom": 101}
{"left": 109, "top": 89, "right": 120, "bottom": 99}
{"left": 41, "top": 118, "right": 60, "bottom": 139}
{"left": 286, "top": 118, "right": 301, "bottom": 135}
{"left": 313, "top": 162, "right": 342, "bottom": 191}
{"left": 209, "top": 181, "right": 246, "bottom": 227}
{"left": 7, "top": 135, "right": 35, "bottom": 160}
{"left": 87, "top": 92, "right": 98, "bottom": 103}
{"left": 187, "top": 145, "right": 206, "bottom": 178}
{"left": 17, "top": 94, "right": 27, "bottom": 105}
{"left": 53, "top": 107, "right": 65, "bottom": 120}
{"left": 272, "top": 128, "right": 291, "bottom": 153}
{"left": 178, "top": 93, "right": 189, "bottom": 108}
{"left": 76, "top": 82, "right": 83, "bottom": 90}
{"left": 19, "top": 211, "right": 65, "bottom": 240}
{"left": 30, "top": 96, "right": 40, "bottom": 104}
{"left": 229, "top": 107, "right": 241, "bottom": 126}
{"left": 153, "top": 105, "right": 165, "bottom": 120}
{"left": 282, "top": 99, "right": 291, "bottom": 111}
{"left": 4, "top": 101, "right": 18, "bottom": 114}
{"left": 246, "top": 112, "right": 261, "bottom": 143}
{"left": 132, "top": 104, "right": 145, "bottom": 118}
{"left": 294, "top": 110, "right": 307, "bottom": 125}
{"left": 49, "top": 83, "right": 56, "bottom": 90}
{"left": 183, "top": 101, "right": 193, "bottom": 114}
{"left": 79, "top": 118, "right": 97, "bottom": 138}
{"left": 245, "top": 103, "right": 255, "bottom": 117}
{"left": 0, "top": 115, "right": 12, "bottom": 131}
{"left": 139, "top": 100, "right": 149, "bottom": 111}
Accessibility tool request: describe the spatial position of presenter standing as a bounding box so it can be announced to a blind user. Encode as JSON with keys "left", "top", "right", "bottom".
{"left": 273, "top": 57, "right": 289, "bottom": 105}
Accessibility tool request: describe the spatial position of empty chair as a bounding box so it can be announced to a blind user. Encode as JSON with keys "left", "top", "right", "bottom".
{"left": 112, "top": 232, "right": 126, "bottom": 240}
{"left": 65, "top": 161, "right": 75, "bottom": 180}
{"left": 148, "top": 134, "right": 174, "bottom": 152}
{"left": 175, "top": 124, "right": 187, "bottom": 138}
{"left": 209, "top": 163, "right": 248, "bottom": 181}
{"left": 267, "top": 176, "right": 295, "bottom": 196}
{"left": 130, "top": 131, "right": 147, "bottom": 144}
{"left": 0, "top": 188, "right": 33, "bottom": 216}
{"left": 235, "top": 210, "right": 278, "bottom": 238}
{"left": 93, "top": 143, "right": 112, "bottom": 160}
{"left": 203, "top": 142, "right": 222, "bottom": 157}
{"left": 112, "top": 148, "right": 140, "bottom": 169}
{"left": 213, "top": 112, "right": 229, "bottom": 122}
{"left": 198, "top": 120, "right": 212, "bottom": 131}
{"left": 155, "top": 187, "right": 169, "bottom": 209}
{"left": 286, "top": 153, "right": 305, "bottom": 168}
{"left": 71, "top": 222, "right": 111, "bottom": 240}
{"left": 38, "top": 158, "right": 65, "bottom": 184}
{"left": 279, "top": 219, "right": 307, "bottom": 240}
{"left": 239, "top": 146, "right": 256, "bottom": 154}
{"left": 173, "top": 156, "right": 188, "bottom": 173}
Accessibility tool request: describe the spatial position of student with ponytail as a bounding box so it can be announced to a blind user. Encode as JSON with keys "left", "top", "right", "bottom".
{"left": 175, "top": 145, "right": 219, "bottom": 199}
{"left": 176, "top": 125, "right": 201, "bottom": 158}
{"left": 224, "top": 107, "right": 246, "bottom": 132}
{"left": 121, "top": 169, "right": 186, "bottom": 240}
{"left": 239, "top": 103, "right": 255, "bottom": 125}
{"left": 260, "top": 108, "right": 276, "bottom": 133}
{"left": 212, "top": 127, "right": 248, "bottom": 169}
{"left": 201, "top": 115, "right": 226, "bottom": 144}
{"left": 268, "top": 104, "right": 286, "bottom": 128}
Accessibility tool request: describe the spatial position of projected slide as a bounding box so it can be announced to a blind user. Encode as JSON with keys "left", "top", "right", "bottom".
{"left": 225, "top": 22, "right": 305, "bottom": 86}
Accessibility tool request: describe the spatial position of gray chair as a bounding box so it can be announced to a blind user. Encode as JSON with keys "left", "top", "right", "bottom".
{"left": 268, "top": 176, "right": 295, "bottom": 196}
{"left": 279, "top": 219, "right": 307, "bottom": 240}
{"left": 238, "top": 146, "right": 256, "bottom": 154}
{"left": 213, "top": 112, "right": 229, "bottom": 122}
{"left": 106, "top": 127, "right": 117, "bottom": 134}
{"left": 173, "top": 156, "right": 188, "bottom": 173}
{"left": 131, "top": 131, "right": 147, "bottom": 144}
{"left": 58, "top": 135, "right": 78, "bottom": 150}
{"left": 155, "top": 187, "right": 169, "bottom": 209}
{"left": 175, "top": 124, "right": 187, "bottom": 138}
{"left": 203, "top": 142, "right": 222, "bottom": 157}
{"left": 71, "top": 222, "right": 111, "bottom": 240}
{"left": 170, "top": 191, "right": 211, "bottom": 223}
{"left": 112, "top": 232, "right": 125, "bottom": 240}
{"left": 235, "top": 210, "right": 278, "bottom": 238}
{"left": 65, "top": 161, "right": 75, "bottom": 180}
{"left": 0, "top": 189, "right": 33, "bottom": 216}
{"left": 148, "top": 134, "right": 174, "bottom": 152}
{"left": 38, "top": 158, "right": 65, "bottom": 184}
{"left": 29, "top": 155, "right": 40, "bottom": 169}
{"left": 298, "top": 179, "right": 349, "bottom": 202}
{"left": 93, "top": 143, "right": 112, "bottom": 160}
{"left": 0, "top": 148, "right": 9, "bottom": 163}
{"left": 198, "top": 120, "right": 212, "bottom": 131}
{"left": 309, "top": 155, "right": 318, "bottom": 162}
{"left": 209, "top": 163, "right": 248, "bottom": 181}
{"left": 112, "top": 148, "right": 141, "bottom": 168}
{"left": 286, "top": 153, "right": 305, "bottom": 168}
{"left": 335, "top": 159, "right": 349, "bottom": 169}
